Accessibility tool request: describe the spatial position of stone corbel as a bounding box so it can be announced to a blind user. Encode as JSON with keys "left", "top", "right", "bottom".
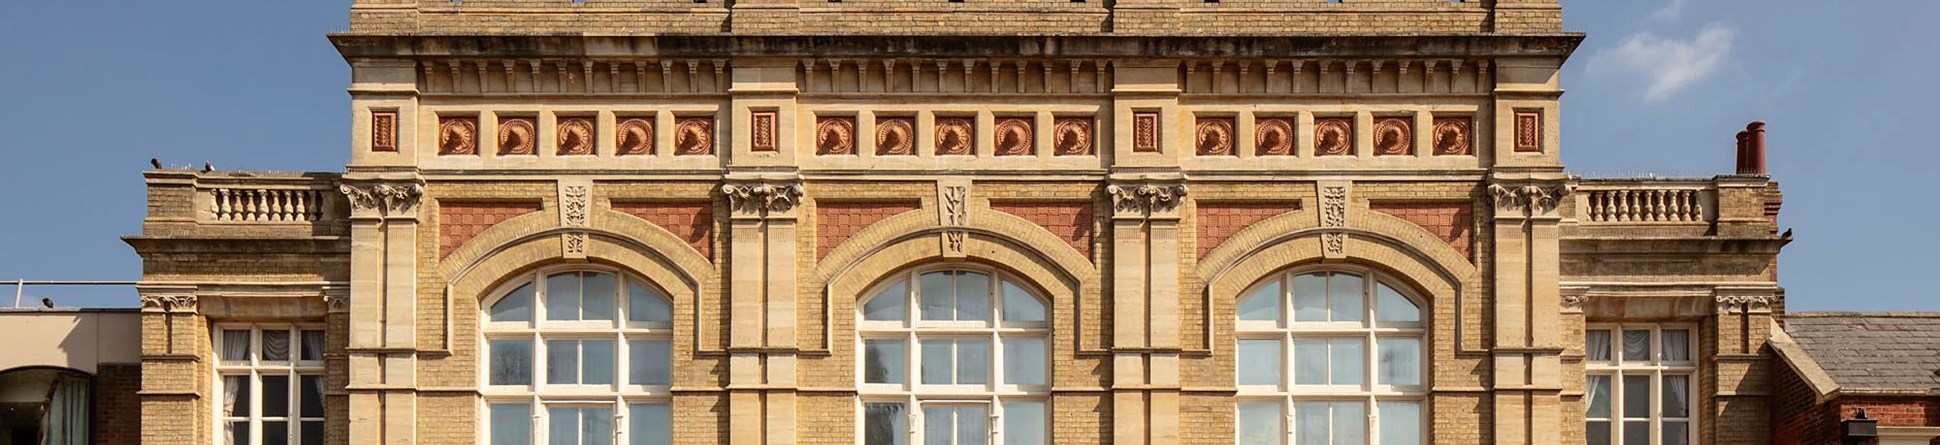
{"left": 339, "top": 180, "right": 426, "bottom": 219}
{"left": 1487, "top": 182, "right": 1571, "bottom": 217}
{"left": 1106, "top": 181, "right": 1188, "bottom": 220}
{"left": 721, "top": 181, "right": 805, "bottom": 219}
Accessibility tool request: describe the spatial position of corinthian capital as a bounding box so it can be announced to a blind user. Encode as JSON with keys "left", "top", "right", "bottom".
{"left": 1488, "top": 182, "right": 1571, "bottom": 215}
{"left": 339, "top": 181, "right": 426, "bottom": 216}
{"left": 721, "top": 181, "right": 804, "bottom": 215}
{"left": 1106, "top": 182, "right": 1189, "bottom": 217}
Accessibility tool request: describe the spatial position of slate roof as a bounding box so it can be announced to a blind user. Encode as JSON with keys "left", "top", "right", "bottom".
{"left": 1781, "top": 312, "right": 1940, "bottom": 393}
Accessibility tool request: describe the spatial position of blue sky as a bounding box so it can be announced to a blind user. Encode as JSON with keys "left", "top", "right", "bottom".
{"left": 0, "top": 0, "right": 1933, "bottom": 310}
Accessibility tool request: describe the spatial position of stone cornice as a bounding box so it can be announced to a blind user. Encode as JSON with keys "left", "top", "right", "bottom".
{"left": 330, "top": 34, "right": 1585, "bottom": 60}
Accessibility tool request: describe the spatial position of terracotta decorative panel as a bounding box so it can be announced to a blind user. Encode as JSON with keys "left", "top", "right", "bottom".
{"left": 370, "top": 111, "right": 397, "bottom": 152}
{"left": 875, "top": 117, "right": 915, "bottom": 156}
{"left": 438, "top": 200, "right": 542, "bottom": 259}
{"left": 1255, "top": 117, "right": 1294, "bottom": 156}
{"left": 816, "top": 117, "right": 856, "bottom": 156}
{"left": 991, "top": 201, "right": 1095, "bottom": 261}
{"left": 1314, "top": 117, "right": 1354, "bottom": 156}
{"left": 1195, "top": 117, "right": 1236, "bottom": 156}
{"left": 1432, "top": 117, "right": 1472, "bottom": 156}
{"left": 934, "top": 118, "right": 974, "bottom": 156}
{"left": 1052, "top": 117, "right": 1093, "bottom": 156}
{"left": 1196, "top": 202, "right": 1297, "bottom": 258}
{"left": 1133, "top": 112, "right": 1160, "bottom": 153}
{"left": 556, "top": 118, "right": 595, "bottom": 156}
{"left": 437, "top": 116, "right": 478, "bottom": 156}
{"left": 1515, "top": 111, "right": 1542, "bottom": 152}
{"left": 994, "top": 117, "right": 1033, "bottom": 156}
{"left": 613, "top": 201, "right": 716, "bottom": 259}
{"left": 751, "top": 111, "right": 778, "bottom": 152}
{"left": 497, "top": 117, "right": 537, "bottom": 156}
{"left": 616, "top": 117, "right": 655, "bottom": 156}
{"left": 1373, "top": 117, "right": 1413, "bottom": 156}
{"left": 674, "top": 117, "right": 714, "bottom": 155}
{"left": 816, "top": 201, "right": 922, "bottom": 260}
{"left": 1371, "top": 201, "right": 1474, "bottom": 260}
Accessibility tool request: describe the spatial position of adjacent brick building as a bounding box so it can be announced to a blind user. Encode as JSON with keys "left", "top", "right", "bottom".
{"left": 1770, "top": 313, "right": 1940, "bottom": 444}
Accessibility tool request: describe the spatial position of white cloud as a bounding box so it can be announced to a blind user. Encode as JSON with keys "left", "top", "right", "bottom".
{"left": 1651, "top": 0, "right": 1688, "bottom": 21}
{"left": 1592, "top": 23, "right": 1736, "bottom": 102}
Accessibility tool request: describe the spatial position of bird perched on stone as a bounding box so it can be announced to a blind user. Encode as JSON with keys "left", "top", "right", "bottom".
{"left": 150, "top": 158, "right": 162, "bottom": 169}
{"left": 41, "top": 298, "right": 53, "bottom": 309}
{"left": 203, "top": 161, "right": 214, "bottom": 173}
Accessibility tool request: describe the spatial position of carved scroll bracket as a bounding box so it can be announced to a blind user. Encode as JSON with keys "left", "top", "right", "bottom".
{"left": 339, "top": 180, "right": 426, "bottom": 219}
{"left": 1488, "top": 182, "right": 1572, "bottom": 217}
{"left": 1106, "top": 181, "right": 1189, "bottom": 220}
{"left": 721, "top": 180, "right": 805, "bottom": 219}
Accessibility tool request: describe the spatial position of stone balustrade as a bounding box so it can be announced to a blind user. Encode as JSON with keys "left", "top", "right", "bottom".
{"left": 1576, "top": 181, "right": 1714, "bottom": 225}
{"left": 208, "top": 187, "right": 329, "bottom": 223}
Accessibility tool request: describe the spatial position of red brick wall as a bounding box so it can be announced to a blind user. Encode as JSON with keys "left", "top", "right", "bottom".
{"left": 438, "top": 200, "right": 543, "bottom": 259}
{"left": 816, "top": 201, "right": 922, "bottom": 260}
{"left": 1369, "top": 201, "right": 1474, "bottom": 260}
{"left": 93, "top": 363, "right": 141, "bottom": 444}
{"left": 613, "top": 201, "right": 716, "bottom": 259}
{"left": 1194, "top": 202, "right": 1295, "bottom": 258}
{"left": 1771, "top": 358, "right": 1836, "bottom": 445}
{"left": 991, "top": 201, "right": 1096, "bottom": 261}
{"left": 1836, "top": 397, "right": 1940, "bottom": 426}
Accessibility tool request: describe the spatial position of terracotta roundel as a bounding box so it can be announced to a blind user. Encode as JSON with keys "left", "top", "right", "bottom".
{"left": 816, "top": 117, "right": 857, "bottom": 156}
{"left": 1195, "top": 118, "right": 1235, "bottom": 156}
{"left": 438, "top": 117, "right": 478, "bottom": 156}
{"left": 1433, "top": 118, "right": 1471, "bottom": 156}
{"left": 557, "top": 118, "right": 596, "bottom": 156}
{"left": 1052, "top": 118, "right": 1092, "bottom": 156}
{"left": 1373, "top": 118, "right": 1413, "bottom": 156}
{"left": 876, "top": 118, "right": 915, "bottom": 156}
{"left": 497, "top": 118, "right": 536, "bottom": 156}
{"left": 1314, "top": 118, "right": 1353, "bottom": 156}
{"left": 934, "top": 118, "right": 974, "bottom": 156}
{"left": 994, "top": 118, "right": 1033, "bottom": 156}
{"left": 674, "top": 117, "right": 713, "bottom": 156}
{"left": 1254, "top": 118, "right": 1294, "bottom": 156}
{"left": 616, "top": 118, "right": 654, "bottom": 156}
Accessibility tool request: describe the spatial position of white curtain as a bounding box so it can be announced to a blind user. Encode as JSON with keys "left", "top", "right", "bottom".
{"left": 1585, "top": 330, "right": 1612, "bottom": 362}
{"left": 1661, "top": 330, "right": 1690, "bottom": 362}
{"left": 1620, "top": 330, "right": 1649, "bottom": 361}
{"left": 1663, "top": 375, "right": 1690, "bottom": 418}
{"left": 224, "top": 376, "right": 244, "bottom": 445}
{"left": 40, "top": 373, "right": 89, "bottom": 445}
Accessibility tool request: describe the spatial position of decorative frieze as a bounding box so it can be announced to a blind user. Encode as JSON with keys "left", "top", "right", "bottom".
{"left": 1373, "top": 117, "right": 1412, "bottom": 156}
{"left": 1052, "top": 118, "right": 1092, "bottom": 156}
{"left": 1195, "top": 117, "right": 1236, "bottom": 156}
{"left": 935, "top": 118, "right": 974, "bottom": 156}
{"left": 816, "top": 116, "right": 856, "bottom": 156}
{"left": 438, "top": 116, "right": 478, "bottom": 156}
{"left": 1314, "top": 118, "right": 1353, "bottom": 156}
{"left": 1432, "top": 117, "right": 1472, "bottom": 156}
{"left": 721, "top": 182, "right": 805, "bottom": 215}
{"left": 1106, "top": 182, "right": 1188, "bottom": 217}
{"left": 674, "top": 117, "right": 714, "bottom": 156}
{"left": 339, "top": 181, "right": 425, "bottom": 215}
{"left": 994, "top": 118, "right": 1033, "bottom": 156}
{"left": 1488, "top": 183, "right": 1570, "bottom": 215}
{"left": 557, "top": 118, "right": 596, "bottom": 156}
{"left": 617, "top": 117, "right": 654, "bottom": 156}
{"left": 498, "top": 117, "right": 537, "bottom": 156}
{"left": 1255, "top": 117, "right": 1294, "bottom": 156}
{"left": 876, "top": 117, "right": 915, "bottom": 156}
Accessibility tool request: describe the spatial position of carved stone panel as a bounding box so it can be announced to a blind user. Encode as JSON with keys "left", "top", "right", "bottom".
{"left": 674, "top": 117, "right": 714, "bottom": 156}
{"left": 934, "top": 118, "right": 974, "bottom": 156}
{"left": 751, "top": 111, "right": 778, "bottom": 152}
{"left": 1314, "top": 117, "right": 1354, "bottom": 156}
{"left": 994, "top": 118, "right": 1033, "bottom": 156}
{"left": 370, "top": 111, "right": 397, "bottom": 152}
{"left": 1052, "top": 117, "right": 1093, "bottom": 156}
{"left": 498, "top": 117, "right": 537, "bottom": 156}
{"left": 1515, "top": 110, "right": 1542, "bottom": 152}
{"left": 1107, "top": 182, "right": 1188, "bottom": 218}
{"left": 438, "top": 116, "right": 478, "bottom": 156}
{"left": 1432, "top": 117, "right": 1472, "bottom": 156}
{"left": 1255, "top": 117, "right": 1294, "bottom": 156}
{"left": 616, "top": 117, "right": 655, "bottom": 156}
{"left": 1195, "top": 117, "right": 1236, "bottom": 156}
{"left": 1133, "top": 112, "right": 1160, "bottom": 153}
{"left": 1373, "top": 117, "right": 1413, "bottom": 156}
{"left": 557, "top": 118, "right": 596, "bottom": 156}
{"left": 876, "top": 117, "right": 915, "bottom": 156}
{"left": 816, "top": 116, "right": 857, "bottom": 156}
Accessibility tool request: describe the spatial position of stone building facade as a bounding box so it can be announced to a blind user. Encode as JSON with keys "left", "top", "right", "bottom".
{"left": 123, "top": 0, "right": 1800, "bottom": 444}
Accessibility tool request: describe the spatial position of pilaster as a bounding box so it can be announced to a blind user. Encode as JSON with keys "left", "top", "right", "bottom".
{"left": 1487, "top": 179, "right": 1570, "bottom": 444}
{"left": 721, "top": 178, "right": 805, "bottom": 445}
{"left": 1105, "top": 176, "right": 1187, "bottom": 445}
{"left": 337, "top": 175, "right": 424, "bottom": 445}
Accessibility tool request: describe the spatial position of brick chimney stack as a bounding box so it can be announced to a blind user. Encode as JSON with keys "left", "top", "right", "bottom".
{"left": 1737, "top": 121, "right": 1767, "bottom": 175}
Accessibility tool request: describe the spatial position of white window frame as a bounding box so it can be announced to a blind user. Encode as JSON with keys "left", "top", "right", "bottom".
{"left": 1584, "top": 323, "right": 1698, "bottom": 445}
{"left": 855, "top": 266, "right": 1052, "bottom": 445}
{"left": 1233, "top": 265, "right": 1429, "bottom": 445}
{"left": 212, "top": 323, "right": 327, "bottom": 445}
{"left": 478, "top": 266, "right": 675, "bottom": 445}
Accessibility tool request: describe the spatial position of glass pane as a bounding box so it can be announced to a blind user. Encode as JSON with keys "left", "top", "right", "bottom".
{"left": 1585, "top": 375, "right": 1612, "bottom": 418}
{"left": 1239, "top": 281, "right": 1284, "bottom": 322}
{"left": 1621, "top": 376, "right": 1650, "bottom": 419}
{"left": 1374, "top": 282, "right": 1418, "bottom": 323}
{"left": 547, "top": 273, "right": 582, "bottom": 321}
{"left": 1331, "top": 402, "right": 1365, "bottom": 445}
{"left": 1585, "top": 421, "right": 1610, "bottom": 445}
{"left": 628, "top": 281, "right": 672, "bottom": 323}
{"left": 582, "top": 339, "right": 615, "bottom": 385}
{"left": 1620, "top": 330, "right": 1649, "bottom": 362}
{"left": 301, "top": 421, "right": 323, "bottom": 445}
{"left": 1295, "top": 402, "right": 1329, "bottom": 445}
{"left": 1330, "top": 339, "right": 1364, "bottom": 386}
{"left": 224, "top": 376, "right": 252, "bottom": 417}
{"left": 264, "top": 421, "right": 289, "bottom": 445}
{"left": 1237, "top": 402, "right": 1283, "bottom": 445}
{"left": 958, "top": 339, "right": 990, "bottom": 385}
{"left": 582, "top": 273, "right": 616, "bottom": 321}
{"left": 264, "top": 330, "right": 292, "bottom": 361}
{"left": 865, "top": 339, "right": 905, "bottom": 384}
{"left": 300, "top": 330, "right": 325, "bottom": 362}
{"left": 1584, "top": 330, "right": 1612, "bottom": 362}
{"left": 1662, "top": 421, "right": 1690, "bottom": 445}
{"left": 923, "top": 406, "right": 952, "bottom": 445}
{"left": 1001, "top": 281, "right": 1045, "bottom": 323}
{"left": 222, "top": 330, "right": 251, "bottom": 361}
{"left": 1662, "top": 375, "right": 1690, "bottom": 418}
{"left": 299, "top": 375, "right": 323, "bottom": 418}
{"left": 490, "top": 339, "right": 534, "bottom": 386}
{"left": 548, "top": 340, "right": 580, "bottom": 384}
{"left": 1377, "top": 402, "right": 1420, "bottom": 445}
{"left": 549, "top": 407, "right": 579, "bottom": 445}
{"left": 957, "top": 406, "right": 987, "bottom": 445}
{"left": 630, "top": 339, "right": 672, "bottom": 386}
{"left": 1238, "top": 339, "right": 1284, "bottom": 386}
{"left": 1004, "top": 338, "right": 1047, "bottom": 386}
{"left": 865, "top": 402, "right": 908, "bottom": 445}
{"left": 1328, "top": 273, "right": 1365, "bottom": 323}
{"left": 920, "top": 272, "right": 953, "bottom": 321}
{"left": 1621, "top": 421, "right": 1649, "bottom": 445}
{"left": 583, "top": 406, "right": 613, "bottom": 445}
{"left": 491, "top": 403, "right": 532, "bottom": 445}
{"left": 1293, "top": 273, "right": 1328, "bottom": 322}
{"left": 494, "top": 283, "right": 534, "bottom": 322}
{"left": 1377, "top": 338, "right": 1421, "bottom": 386}
{"left": 228, "top": 422, "right": 250, "bottom": 445}
{"left": 1003, "top": 401, "right": 1046, "bottom": 445}
{"left": 1295, "top": 339, "right": 1328, "bottom": 385}
{"left": 263, "top": 375, "right": 290, "bottom": 417}
{"left": 956, "top": 272, "right": 991, "bottom": 322}
{"left": 865, "top": 282, "right": 909, "bottom": 322}
{"left": 922, "top": 340, "right": 953, "bottom": 385}
{"left": 629, "top": 403, "right": 672, "bottom": 445}
{"left": 1661, "top": 329, "right": 1690, "bottom": 362}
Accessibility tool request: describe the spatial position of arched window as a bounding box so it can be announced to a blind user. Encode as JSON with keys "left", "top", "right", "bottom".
{"left": 481, "top": 267, "right": 675, "bottom": 445}
{"left": 0, "top": 367, "right": 92, "bottom": 445}
{"left": 856, "top": 268, "right": 1051, "bottom": 445}
{"left": 1234, "top": 267, "right": 1427, "bottom": 445}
